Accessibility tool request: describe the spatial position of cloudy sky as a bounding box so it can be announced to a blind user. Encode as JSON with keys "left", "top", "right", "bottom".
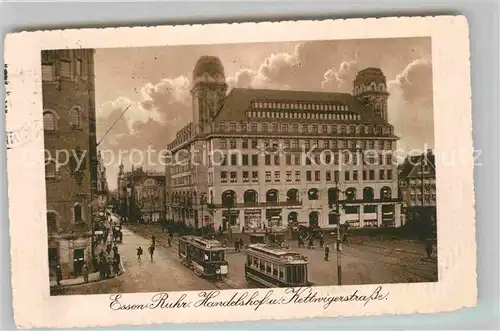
{"left": 94, "top": 37, "right": 433, "bottom": 190}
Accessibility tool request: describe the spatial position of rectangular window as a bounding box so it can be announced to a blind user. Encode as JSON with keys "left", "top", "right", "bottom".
{"left": 229, "top": 139, "right": 237, "bottom": 149}
{"left": 252, "top": 154, "right": 258, "bottom": 166}
{"left": 379, "top": 170, "right": 385, "bottom": 180}
{"left": 251, "top": 123, "right": 257, "bottom": 132}
{"left": 369, "top": 170, "right": 375, "bottom": 180}
{"left": 315, "top": 171, "right": 320, "bottom": 182}
{"left": 76, "top": 59, "right": 82, "bottom": 76}
{"left": 292, "top": 140, "right": 299, "bottom": 149}
{"left": 286, "top": 154, "right": 292, "bottom": 165}
{"left": 326, "top": 171, "right": 331, "bottom": 181}
{"left": 353, "top": 170, "right": 358, "bottom": 181}
{"left": 230, "top": 172, "right": 237, "bottom": 183}
{"left": 304, "top": 140, "right": 310, "bottom": 149}
{"left": 60, "top": 60, "right": 71, "bottom": 78}
{"left": 242, "top": 154, "right": 249, "bottom": 166}
{"left": 295, "top": 171, "right": 301, "bottom": 182}
{"left": 282, "top": 124, "right": 289, "bottom": 133}
{"left": 220, "top": 171, "right": 227, "bottom": 183}
{"left": 385, "top": 154, "right": 392, "bottom": 166}
{"left": 286, "top": 171, "right": 292, "bottom": 182}
{"left": 42, "top": 64, "right": 54, "bottom": 81}
{"left": 262, "top": 123, "right": 268, "bottom": 132}
{"left": 251, "top": 139, "right": 258, "bottom": 148}
{"left": 229, "top": 123, "right": 236, "bottom": 132}
{"left": 363, "top": 170, "right": 367, "bottom": 181}
{"left": 220, "top": 139, "right": 227, "bottom": 149}
{"left": 265, "top": 155, "right": 271, "bottom": 166}
{"left": 302, "top": 124, "right": 308, "bottom": 133}
{"left": 334, "top": 170, "right": 339, "bottom": 182}
{"left": 345, "top": 171, "right": 350, "bottom": 181}
{"left": 306, "top": 171, "right": 312, "bottom": 182}
{"left": 294, "top": 155, "right": 301, "bottom": 165}
{"left": 272, "top": 123, "right": 279, "bottom": 132}
{"left": 274, "top": 171, "right": 280, "bottom": 182}
{"left": 265, "top": 171, "right": 271, "bottom": 182}
{"left": 274, "top": 155, "right": 280, "bottom": 166}
{"left": 242, "top": 171, "right": 249, "bottom": 183}
{"left": 292, "top": 124, "right": 299, "bottom": 133}
{"left": 284, "top": 139, "right": 290, "bottom": 149}
{"left": 252, "top": 171, "right": 259, "bottom": 182}
{"left": 230, "top": 155, "right": 237, "bottom": 166}
{"left": 387, "top": 170, "right": 393, "bottom": 180}
{"left": 242, "top": 139, "right": 249, "bottom": 149}
{"left": 312, "top": 124, "right": 319, "bottom": 133}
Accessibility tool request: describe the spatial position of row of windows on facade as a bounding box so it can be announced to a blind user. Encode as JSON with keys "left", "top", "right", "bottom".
{"left": 246, "top": 111, "right": 361, "bottom": 122}
{"left": 218, "top": 169, "right": 393, "bottom": 184}
{"left": 41, "top": 60, "right": 85, "bottom": 82}
{"left": 215, "top": 122, "right": 392, "bottom": 136}
{"left": 169, "top": 186, "right": 393, "bottom": 205}
{"left": 46, "top": 205, "right": 84, "bottom": 232}
{"left": 171, "top": 150, "right": 395, "bottom": 175}
{"left": 43, "top": 108, "right": 82, "bottom": 132}
{"left": 400, "top": 178, "right": 436, "bottom": 186}
{"left": 251, "top": 101, "right": 352, "bottom": 112}
{"left": 217, "top": 138, "right": 394, "bottom": 150}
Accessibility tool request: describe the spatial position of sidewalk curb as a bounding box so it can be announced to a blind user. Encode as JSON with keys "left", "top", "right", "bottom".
{"left": 50, "top": 271, "right": 124, "bottom": 289}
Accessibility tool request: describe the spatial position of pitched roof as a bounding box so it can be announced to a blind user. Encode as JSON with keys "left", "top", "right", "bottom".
{"left": 212, "top": 87, "right": 389, "bottom": 125}
{"left": 399, "top": 152, "right": 436, "bottom": 179}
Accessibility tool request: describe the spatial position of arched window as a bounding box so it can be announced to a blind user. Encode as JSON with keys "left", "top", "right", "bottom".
{"left": 266, "top": 189, "right": 279, "bottom": 204}
{"left": 287, "top": 212, "right": 298, "bottom": 224}
{"left": 363, "top": 187, "right": 374, "bottom": 201}
{"left": 45, "top": 160, "right": 56, "bottom": 178}
{"left": 328, "top": 188, "right": 338, "bottom": 205}
{"left": 70, "top": 107, "right": 81, "bottom": 128}
{"left": 47, "top": 211, "right": 57, "bottom": 233}
{"left": 308, "top": 188, "right": 319, "bottom": 200}
{"left": 286, "top": 189, "right": 299, "bottom": 203}
{"left": 345, "top": 187, "right": 356, "bottom": 201}
{"left": 380, "top": 186, "right": 392, "bottom": 201}
{"left": 243, "top": 190, "right": 258, "bottom": 204}
{"left": 309, "top": 211, "right": 319, "bottom": 228}
{"left": 221, "top": 190, "right": 236, "bottom": 208}
{"left": 43, "top": 110, "right": 58, "bottom": 131}
{"left": 73, "top": 203, "right": 83, "bottom": 223}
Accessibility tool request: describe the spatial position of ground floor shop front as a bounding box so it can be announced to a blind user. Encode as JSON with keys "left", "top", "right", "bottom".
{"left": 48, "top": 234, "right": 92, "bottom": 280}
{"left": 168, "top": 203, "right": 402, "bottom": 232}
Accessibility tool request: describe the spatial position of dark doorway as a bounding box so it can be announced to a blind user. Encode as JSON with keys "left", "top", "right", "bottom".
{"left": 309, "top": 211, "right": 319, "bottom": 228}
{"left": 73, "top": 249, "right": 85, "bottom": 276}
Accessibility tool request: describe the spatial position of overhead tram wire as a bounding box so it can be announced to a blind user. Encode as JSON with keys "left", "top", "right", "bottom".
{"left": 97, "top": 104, "right": 132, "bottom": 147}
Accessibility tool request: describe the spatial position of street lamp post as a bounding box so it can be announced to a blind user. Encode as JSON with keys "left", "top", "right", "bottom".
{"left": 200, "top": 193, "right": 207, "bottom": 237}
{"left": 334, "top": 178, "right": 345, "bottom": 286}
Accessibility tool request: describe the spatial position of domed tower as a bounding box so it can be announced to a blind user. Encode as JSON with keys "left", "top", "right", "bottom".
{"left": 191, "top": 56, "right": 228, "bottom": 134}
{"left": 353, "top": 68, "right": 389, "bottom": 121}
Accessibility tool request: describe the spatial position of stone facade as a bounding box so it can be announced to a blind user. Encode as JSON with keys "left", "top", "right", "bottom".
{"left": 166, "top": 57, "right": 402, "bottom": 231}
{"left": 43, "top": 49, "right": 98, "bottom": 279}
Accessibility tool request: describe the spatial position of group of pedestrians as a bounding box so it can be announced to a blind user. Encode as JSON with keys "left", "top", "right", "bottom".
{"left": 98, "top": 243, "right": 122, "bottom": 279}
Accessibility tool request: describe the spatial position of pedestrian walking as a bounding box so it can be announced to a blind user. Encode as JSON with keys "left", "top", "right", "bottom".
{"left": 152, "top": 235, "right": 156, "bottom": 246}
{"left": 55, "top": 264, "right": 62, "bottom": 286}
{"left": 148, "top": 244, "right": 155, "bottom": 261}
{"left": 114, "top": 252, "right": 121, "bottom": 275}
{"left": 324, "top": 244, "right": 330, "bottom": 261}
{"left": 99, "top": 256, "right": 107, "bottom": 279}
{"left": 137, "top": 246, "right": 143, "bottom": 261}
{"left": 425, "top": 239, "right": 434, "bottom": 259}
{"left": 82, "top": 262, "right": 89, "bottom": 283}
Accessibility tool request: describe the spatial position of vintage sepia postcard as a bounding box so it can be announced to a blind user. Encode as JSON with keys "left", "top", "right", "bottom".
{"left": 4, "top": 16, "right": 476, "bottom": 328}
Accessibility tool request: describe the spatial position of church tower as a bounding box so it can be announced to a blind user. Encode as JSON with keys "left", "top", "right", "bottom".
{"left": 190, "top": 56, "right": 228, "bottom": 135}
{"left": 353, "top": 68, "right": 389, "bottom": 121}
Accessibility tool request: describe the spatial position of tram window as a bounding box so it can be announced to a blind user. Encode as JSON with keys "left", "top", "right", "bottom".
{"left": 253, "top": 257, "right": 259, "bottom": 268}
{"left": 272, "top": 266, "right": 278, "bottom": 277}
{"left": 259, "top": 261, "right": 265, "bottom": 271}
{"left": 279, "top": 267, "right": 284, "bottom": 279}
{"left": 210, "top": 251, "right": 224, "bottom": 262}
{"left": 286, "top": 268, "right": 292, "bottom": 283}
{"left": 265, "top": 263, "right": 272, "bottom": 274}
{"left": 247, "top": 255, "right": 252, "bottom": 265}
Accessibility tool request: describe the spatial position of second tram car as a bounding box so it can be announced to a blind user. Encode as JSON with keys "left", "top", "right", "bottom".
{"left": 245, "top": 244, "right": 312, "bottom": 288}
{"left": 178, "top": 236, "right": 229, "bottom": 278}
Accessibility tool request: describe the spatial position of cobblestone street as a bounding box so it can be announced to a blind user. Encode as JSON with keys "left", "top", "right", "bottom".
{"left": 58, "top": 223, "right": 437, "bottom": 295}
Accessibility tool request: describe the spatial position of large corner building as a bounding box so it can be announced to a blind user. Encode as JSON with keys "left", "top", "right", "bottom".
{"left": 42, "top": 49, "right": 98, "bottom": 279}
{"left": 166, "top": 56, "right": 402, "bottom": 232}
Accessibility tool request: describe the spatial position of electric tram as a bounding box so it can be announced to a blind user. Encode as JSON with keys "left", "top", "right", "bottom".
{"left": 244, "top": 244, "right": 312, "bottom": 288}
{"left": 178, "top": 235, "right": 229, "bottom": 278}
